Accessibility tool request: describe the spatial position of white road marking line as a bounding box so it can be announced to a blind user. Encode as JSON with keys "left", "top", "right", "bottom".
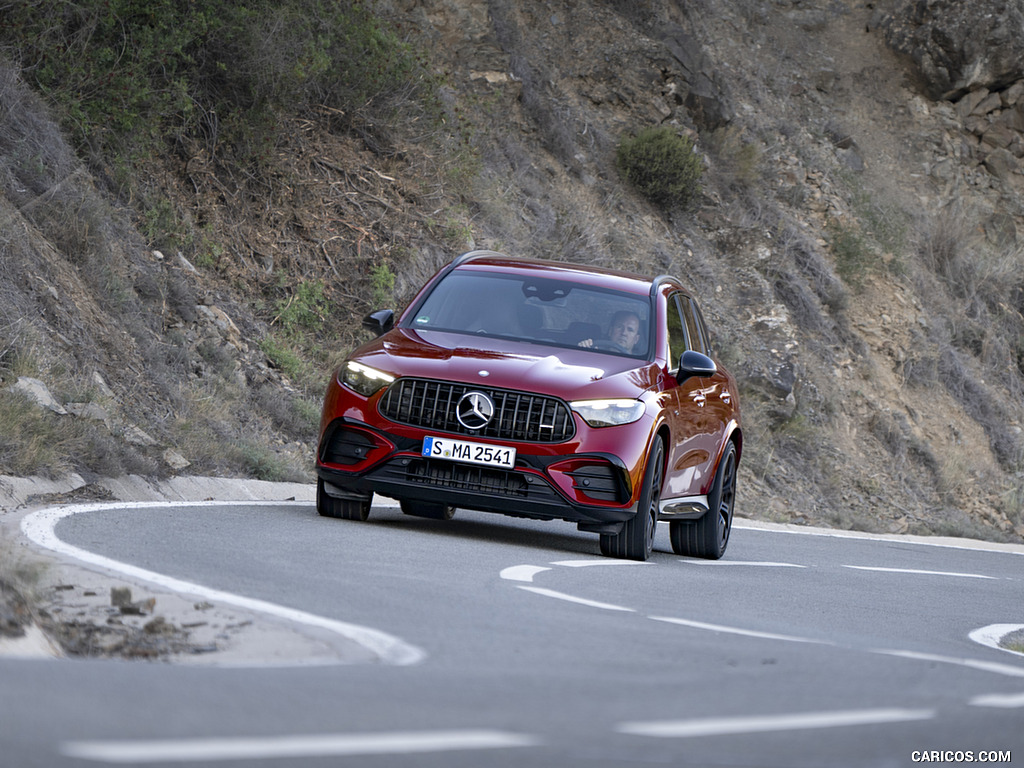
{"left": 517, "top": 586, "right": 634, "bottom": 612}
{"left": 651, "top": 617, "right": 1024, "bottom": 679}
{"left": 843, "top": 565, "right": 996, "bottom": 579}
{"left": 678, "top": 560, "right": 807, "bottom": 567}
{"left": 61, "top": 730, "right": 539, "bottom": 763}
{"left": 21, "top": 502, "right": 426, "bottom": 666}
{"left": 616, "top": 708, "right": 934, "bottom": 738}
{"left": 970, "top": 692, "right": 1024, "bottom": 708}
{"left": 874, "top": 649, "right": 1024, "bottom": 679}
{"left": 501, "top": 559, "right": 647, "bottom": 582}
{"left": 649, "top": 616, "right": 826, "bottom": 645}
{"left": 549, "top": 559, "right": 652, "bottom": 568}
{"left": 499, "top": 565, "right": 551, "bottom": 582}
{"left": 968, "top": 624, "right": 1024, "bottom": 655}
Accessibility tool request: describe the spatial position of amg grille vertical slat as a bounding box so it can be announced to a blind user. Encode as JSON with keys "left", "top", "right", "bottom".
{"left": 415, "top": 380, "right": 428, "bottom": 424}
{"left": 444, "top": 385, "right": 456, "bottom": 429}
{"left": 495, "top": 392, "right": 510, "bottom": 438}
{"left": 378, "top": 378, "right": 574, "bottom": 443}
{"left": 509, "top": 393, "right": 522, "bottom": 439}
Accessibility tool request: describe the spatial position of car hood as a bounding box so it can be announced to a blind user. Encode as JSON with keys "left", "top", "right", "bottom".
{"left": 352, "top": 328, "right": 656, "bottom": 400}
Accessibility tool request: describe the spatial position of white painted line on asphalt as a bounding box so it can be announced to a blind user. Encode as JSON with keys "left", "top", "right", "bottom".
{"left": 678, "top": 560, "right": 807, "bottom": 567}
{"left": 21, "top": 502, "right": 426, "bottom": 666}
{"left": 970, "top": 692, "right": 1024, "bottom": 708}
{"left": 649, "top": 615, "right": 827, "bottom": 645}
{"left": 500, "top": 565, "right": 551, "bottom": 582}
{"left": 874, "top": 649, "right": 1024, "bottom": 679}
{"left": 517, "top": 586, "right": 634, "bottom": 612}
{"left": 61, "top": 730, "right": 540, "bottom": 763}
{"left": 650, "top": 615, "right": 1024, "bottom": 680}
{"left": 843, "top": 565, "right": 997, "bottom": 580}
{"left": 501, "top": 559, "right": 647, "bottom": 582}
{"left": 968, "top": 624, "right": 1024, "bottom": 656}
{"left": 549, "top": 559, "right": 652, "bottom": 568}
{"left": 616, "top": 708, "right": 934, "bottom": 738}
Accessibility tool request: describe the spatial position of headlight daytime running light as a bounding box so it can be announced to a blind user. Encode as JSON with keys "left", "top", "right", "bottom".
{"left": 341, "top": 361, "right": 395, "bottom": 396}
{"left": 570, "top": 398, "right": 646, "bottom": 427}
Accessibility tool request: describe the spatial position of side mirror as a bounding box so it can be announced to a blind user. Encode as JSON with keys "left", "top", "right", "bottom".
{"left": 362, "top": 309, "right": 394, "bottom": 337}
{"left": 677, "top": 350, "right": 717, "bottom": 381}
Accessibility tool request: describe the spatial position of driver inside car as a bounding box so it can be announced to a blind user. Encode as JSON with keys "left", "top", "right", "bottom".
{"left": 578, "top": 310, "right": 641, "bottom": 354}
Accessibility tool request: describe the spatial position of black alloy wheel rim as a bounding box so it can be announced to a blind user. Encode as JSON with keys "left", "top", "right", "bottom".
{"left": 647, "top": 448, "right": 664, "bottom": 552}
{"left": 717, "top": 450, "right": 736, "bottom": 548}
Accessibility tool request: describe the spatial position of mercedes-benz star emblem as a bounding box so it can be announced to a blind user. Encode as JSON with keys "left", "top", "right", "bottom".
{"left": 456, "top": 391, "right": 495, "bottom": 430}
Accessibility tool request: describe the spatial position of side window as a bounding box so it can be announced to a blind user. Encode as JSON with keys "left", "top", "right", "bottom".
{"left": 666, "top": 293, "right": 690, "bottom": 370}
{"left": 681, "top": 296, "right": 711, "bottom": 357}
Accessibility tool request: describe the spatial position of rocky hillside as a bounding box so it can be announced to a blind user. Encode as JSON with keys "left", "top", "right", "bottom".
{"left": 1, "top": 0, "right": 1023, "bottom": 543}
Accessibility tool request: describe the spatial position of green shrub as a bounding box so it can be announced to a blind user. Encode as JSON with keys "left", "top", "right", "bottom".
{"left": 258, "top": 334, "right": 321, "bottom": 391}
{"left": 2, "top": 0, "right": 438, "bottom": 170}
{"left": 828, "top": 222, "right": 875, "bottom": 290}
{"left": 616, "top": 126, "right": 703, "bottom": 209}
{"left": 275, "top": 280, "right": 328, "bottom": 333}
{"left": 232, "top": 442, "right": 293, "bottom": 482}
{"left": 370, "top": 264, "right": 395, "bottom": 309}
{"left": 707, "top": 125, "right": 762, "bottom": 190}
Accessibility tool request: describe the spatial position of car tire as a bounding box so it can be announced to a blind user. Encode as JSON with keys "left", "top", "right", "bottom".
{"left": 600, "top": 437, "right": 664, "bottom": 562}
{"left": 317, "top": 478, "right": 372, "bottom": 521}
{"left": 400, "top": 500, "right": 456, "bottom": 520}
{"left": 670, "top": 441, "right": 736, "bottom": 559}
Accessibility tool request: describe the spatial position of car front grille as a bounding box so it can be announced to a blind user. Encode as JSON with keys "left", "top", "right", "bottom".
{"left": 405, "top": 458, "right": 529, "bottom": 497}
{"left": 378, "top": 378, "right": 575, "bottom": 443}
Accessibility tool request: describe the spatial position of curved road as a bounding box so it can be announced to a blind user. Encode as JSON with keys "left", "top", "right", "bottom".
{"left": 3, "top": 499, "right": 1023, "bottom": 767}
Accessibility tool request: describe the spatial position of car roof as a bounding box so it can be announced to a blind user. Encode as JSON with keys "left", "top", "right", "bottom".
{"left": 452, "top": 250, "right": 669, "bottom": 296}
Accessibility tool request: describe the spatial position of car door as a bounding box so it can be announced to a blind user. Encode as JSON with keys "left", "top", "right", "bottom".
{"left": 681, "top": 293, "right": 735, "bottom": 485}
{"left": 663, "top": 292, "right": 719, "bottom": 499}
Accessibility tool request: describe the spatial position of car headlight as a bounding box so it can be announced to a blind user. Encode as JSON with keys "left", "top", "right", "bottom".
{"left": 570, "top": 398, "right": 646, "bottom": 427}
{"left": 341, "top": 361, "right": 395, "bottom": 396}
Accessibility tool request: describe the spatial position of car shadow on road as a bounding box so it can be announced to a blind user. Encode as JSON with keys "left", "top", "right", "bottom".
{"left": 364, "top": 506, "right": 604, "bottom": 558}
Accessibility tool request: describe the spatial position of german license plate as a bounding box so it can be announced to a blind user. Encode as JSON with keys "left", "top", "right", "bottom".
{"left": 422, "top": 436, "right": 516, "bottom": 469}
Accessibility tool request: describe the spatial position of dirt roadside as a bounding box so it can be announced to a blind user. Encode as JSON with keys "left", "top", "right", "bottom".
{"left": 0, "top": 474, "right": 380, "bottom": 665}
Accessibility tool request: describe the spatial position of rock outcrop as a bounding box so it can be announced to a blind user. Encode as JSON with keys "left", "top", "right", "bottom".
{"left": 874, "top": 0, "right": 1024, "bottom": 100}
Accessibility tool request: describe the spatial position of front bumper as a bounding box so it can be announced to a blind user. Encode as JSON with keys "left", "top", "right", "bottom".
{"left": 316, "top": 419, "right": 640, "bottom": 534}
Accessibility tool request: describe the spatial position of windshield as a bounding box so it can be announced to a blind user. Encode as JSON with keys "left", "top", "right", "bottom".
{"left": 404, "top": 270, "right": 652, "bottom": 359}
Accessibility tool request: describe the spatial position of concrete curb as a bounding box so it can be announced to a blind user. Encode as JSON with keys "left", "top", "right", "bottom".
{"left": 0, "top": 473, "right": 316, "bottom": 512}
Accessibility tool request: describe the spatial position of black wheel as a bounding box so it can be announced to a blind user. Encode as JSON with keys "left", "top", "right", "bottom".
{"left": 670, "top": 441, "right": 737, "bottom": 559}
{"left": 317, "top": 478, "right": 371, "bottom": 521}
{"left": 600, "top": 438, "right": 664, "bottom": 561}
{"left": 400, "top": 500, "right": 456, "bottom": 520}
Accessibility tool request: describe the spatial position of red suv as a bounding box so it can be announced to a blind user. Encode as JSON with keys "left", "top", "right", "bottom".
{"left": 316, "top": 251, "right": 741, "bottom": 561}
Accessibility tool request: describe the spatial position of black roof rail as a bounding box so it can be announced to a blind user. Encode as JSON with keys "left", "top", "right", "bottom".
{"left": 650, "top": 274, "right": 679, "bottom": 299}
{"left": 452, "top": 249, "right": 512, "bottom": 267}
{"left": 426, "top": 250, "right": 509, "bottom": 286}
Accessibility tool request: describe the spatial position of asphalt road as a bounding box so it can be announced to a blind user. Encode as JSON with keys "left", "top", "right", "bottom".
{"left": 3, "top": 499, "right": 1023, "bottom": 768}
